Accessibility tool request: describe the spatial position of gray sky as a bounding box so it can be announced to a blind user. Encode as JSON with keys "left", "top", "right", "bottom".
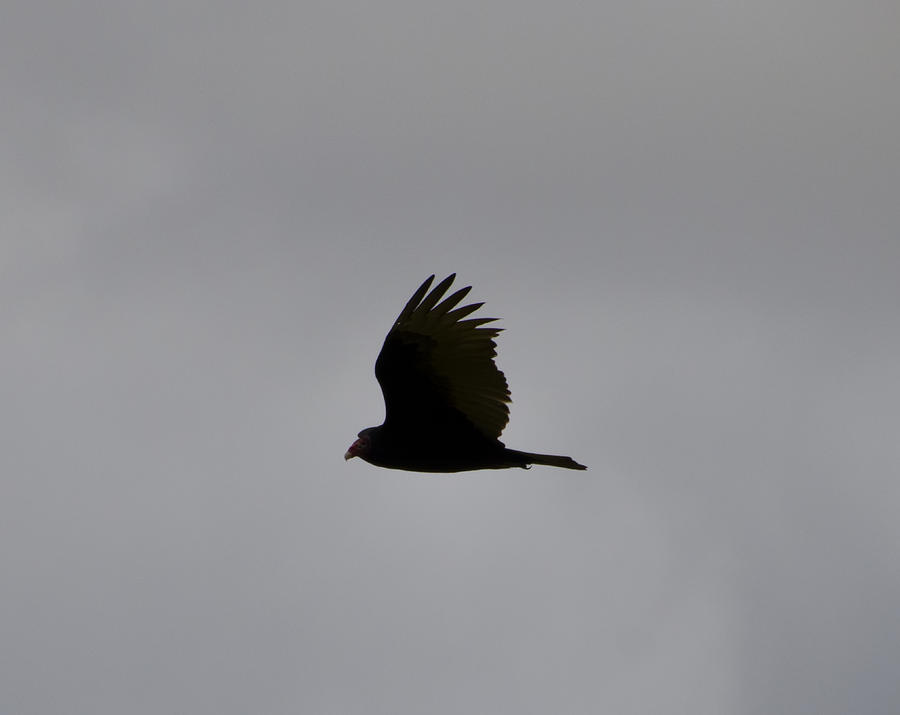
{"left": 3, "top": 2, "right": 899, "bottom": 713}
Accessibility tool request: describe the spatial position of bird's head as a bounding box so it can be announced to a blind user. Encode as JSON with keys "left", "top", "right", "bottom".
{"left": 344, "top": 428, "right": 375, "bottom": 461}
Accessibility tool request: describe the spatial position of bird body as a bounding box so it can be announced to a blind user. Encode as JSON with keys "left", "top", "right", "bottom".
{"left": 345, "top": 274, "right": 586, "bottom": 472}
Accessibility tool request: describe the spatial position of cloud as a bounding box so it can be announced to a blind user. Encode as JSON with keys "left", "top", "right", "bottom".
{"left": 2, "top": 2, "right": 898, "bottom": 713}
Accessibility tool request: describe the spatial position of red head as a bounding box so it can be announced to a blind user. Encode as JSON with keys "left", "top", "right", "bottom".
{"left": 344, "top": 433, "right": 371, "bottom": 461}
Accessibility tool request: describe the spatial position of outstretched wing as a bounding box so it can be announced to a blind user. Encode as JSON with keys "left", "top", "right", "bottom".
{"left": 375, "top": 274, "right": 511, "bottom": 440}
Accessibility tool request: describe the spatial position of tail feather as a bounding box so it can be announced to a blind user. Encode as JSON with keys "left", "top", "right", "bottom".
{"left": 505, "top": 449, "right": 587, "bottom": 470}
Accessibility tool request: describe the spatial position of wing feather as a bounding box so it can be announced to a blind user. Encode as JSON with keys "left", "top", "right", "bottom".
{"left": 415, "top": 274, "right": 456, "bottom": 315}
{"left": 443, "top": 302, "right": 484, "bottom": 323}
{"left": 394, "top": 275, "right": 435, "bottom": 325}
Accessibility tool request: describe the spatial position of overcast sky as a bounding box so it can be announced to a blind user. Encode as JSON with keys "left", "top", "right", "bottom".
{"left": 3, "top": 2, "right": 899, "bottom": 714}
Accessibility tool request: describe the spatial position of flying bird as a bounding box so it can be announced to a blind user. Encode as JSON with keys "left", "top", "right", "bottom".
{"left": 345, "top": 274, "right": 586, "bottom": 472}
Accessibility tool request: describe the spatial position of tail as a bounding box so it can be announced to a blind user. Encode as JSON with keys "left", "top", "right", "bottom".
{"left": 504, "top": 449, "right": 587, "bottom": 470}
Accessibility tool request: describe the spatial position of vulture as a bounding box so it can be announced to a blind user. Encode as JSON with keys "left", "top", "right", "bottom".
{"left": 345, "top": 274, "right": 586, "bottom": 472}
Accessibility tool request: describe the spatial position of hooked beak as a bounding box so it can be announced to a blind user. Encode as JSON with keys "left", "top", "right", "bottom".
{"left": 344, "top": 449, "right": 355, "bottom": 460}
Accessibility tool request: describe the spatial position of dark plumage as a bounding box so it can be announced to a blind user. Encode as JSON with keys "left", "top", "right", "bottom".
{"left": 345, "top": 274, "right": 586, "bottom": 472}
